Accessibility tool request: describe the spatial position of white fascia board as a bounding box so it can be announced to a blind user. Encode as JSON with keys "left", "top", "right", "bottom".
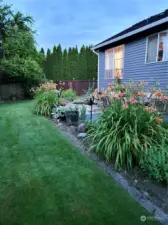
{"left": 92, "top": 17, "right": 168, "bottom": 50}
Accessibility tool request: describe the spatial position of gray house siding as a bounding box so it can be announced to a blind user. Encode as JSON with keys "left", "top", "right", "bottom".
{"left": 124, "top": 38, "right": 168, "bottom": 90}
{"left": 98, "top": 36, "right": 168, "bottom": 91}
{"left": 98, "top": 51, "right": 108, "bottom": 90}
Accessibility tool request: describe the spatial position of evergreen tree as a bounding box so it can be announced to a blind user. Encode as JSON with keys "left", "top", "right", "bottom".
{"left": 55, "top": 44, "right": 63, "bottom": 81}
{"left": 50, "top": 45, "right": 57, "bottom": 80}
{"left": 62, "top": 48, "right": 69, "bottom": 80}
{"left": 43, "top": 44, "right": 97, "bottom": 81}
{"left": 39, "top": 47, "right": 45, "bottom": 69}
{"left": 68, "top": 46, "right": 78, "bottom": 80}
{"left": 40, "top": 47, "right": 45, "bottom": 55}
{"left": 78, "top": 45, "right": 87, "bottom": 80}
{"left": 86, "top": 46, "right": 97, "bottom": 80}
{"left": 68, "top": 47, "right": 72, "bottom": 79}
{"left": 44, "top": 48, "right": 52, "bottom": 80}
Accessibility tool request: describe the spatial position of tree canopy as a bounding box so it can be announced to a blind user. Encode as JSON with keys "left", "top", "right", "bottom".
{"left": 0, "top": 1, "right": 44, "bottom": 82}
{"left": 43, "top": 44, "right": 97, "bottom": 81}
{"left": 0, "top": 0, "right": 97, "bottom": 85}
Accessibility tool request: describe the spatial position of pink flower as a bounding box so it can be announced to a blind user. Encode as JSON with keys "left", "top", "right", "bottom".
{"left": 145, "top": 106, "right": 150, "bottom": 112}
{"left": 138, "top": 80, "right": 142, "bottom": 84}
{"left": 161, "top": 95, "right": 168, "bottom": 101}
{"left": 108, "top": 82, "right": 112, "bottom": 87}
{"left": 156, "top": 117, "right": 163, "bottom": 123}
{"left": 152, "top": 108, "right": 157, "bottom": 113}
{"left": 119, "top": 92, "right": 124, "bottom": 97}
{"left": 130, "top": 97, "right": 135, "bottom": 104}
{"left": 122, "top": 104, "right": 128, "bottom": 109}
{"left": 137, "top": 91, "right": 144, "bottom": 97}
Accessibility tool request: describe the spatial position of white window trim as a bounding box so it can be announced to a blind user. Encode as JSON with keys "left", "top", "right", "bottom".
{"left": 105, "top": 45, "right": 125, "bottom": 79}
{"left": 145, "top": 29, "right": 168, "bottom": 64}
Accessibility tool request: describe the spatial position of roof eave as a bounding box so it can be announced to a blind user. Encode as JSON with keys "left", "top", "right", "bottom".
{"left": 92, "top": 17, "right": 168, "bottom": 51}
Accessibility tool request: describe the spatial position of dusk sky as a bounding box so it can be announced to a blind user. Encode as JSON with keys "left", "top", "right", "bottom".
{"left": 5, "top": 0, "right": 168, "bottom": 51}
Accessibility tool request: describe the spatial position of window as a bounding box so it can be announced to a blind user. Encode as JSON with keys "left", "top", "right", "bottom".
{"left": 105, "top": 49, "right": 113, "bottom": 79}
{"left": 146, "top": 31, "right": 168, "bottom": 63}
{"left": 146, "top": 34, "right": 158, "bottom": 63}
{"left": 105, "top": 45, "right": 124, "bottom": 79}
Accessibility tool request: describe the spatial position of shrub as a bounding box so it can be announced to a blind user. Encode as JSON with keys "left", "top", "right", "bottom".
{"left": 34, "top": 91, "right": 57, "bottom": 116}
{"left": 62, "top": 89, "right": 77, "bottom": 101}
{"left": 32, "top": 81, "right": 56, "bottom": 96}
{"left": 139, "top": 144, "right": 168, "bottom": 183}
{"left": 87, "top": 100, "right": 168, "bottom": 170}
{"left": 52, "top": 104, "right": 78, "bottom": 119}
{"left": 85, "top": 87, "right": 94, "bottom": 95}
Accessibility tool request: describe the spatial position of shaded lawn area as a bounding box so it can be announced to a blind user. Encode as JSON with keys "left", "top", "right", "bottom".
{"left": 0, "top": 101, "right": 158, "bottom": 225}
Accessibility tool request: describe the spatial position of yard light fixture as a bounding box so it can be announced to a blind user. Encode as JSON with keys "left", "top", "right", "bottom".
{"left": 87, "top": 95, "right": 95, "bottom": 121}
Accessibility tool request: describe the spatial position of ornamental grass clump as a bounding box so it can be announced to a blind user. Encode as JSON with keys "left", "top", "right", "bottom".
{"left": 87, "top": 100, "right": 168, "bottom": 170}
{"left": 34, "top": 91, "right": 58, "bottom": 116}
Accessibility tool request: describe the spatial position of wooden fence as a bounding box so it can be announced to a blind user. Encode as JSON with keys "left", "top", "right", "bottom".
{"left": 56, "top": 80, "right": 97, "bottom": 95}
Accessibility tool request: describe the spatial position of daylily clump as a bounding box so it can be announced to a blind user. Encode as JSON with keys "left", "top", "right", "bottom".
{"left": 93, "top": 78, "right": 168, "bottom": 115}
{"left": 89, "top": 78, "right": 168, "bottom": 181}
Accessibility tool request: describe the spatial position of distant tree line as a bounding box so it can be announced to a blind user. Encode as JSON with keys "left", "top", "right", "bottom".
{"left": 39, "top": 45, "right": 98, "bottom": 81}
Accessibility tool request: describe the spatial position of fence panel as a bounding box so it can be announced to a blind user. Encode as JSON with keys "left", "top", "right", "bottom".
{"left": 56, "top": 80, "right": 97, "bottom": 95}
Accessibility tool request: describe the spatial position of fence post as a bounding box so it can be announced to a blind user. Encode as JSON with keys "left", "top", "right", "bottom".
{"left": 72, "top": 78, "right": 75, "bottom": 91}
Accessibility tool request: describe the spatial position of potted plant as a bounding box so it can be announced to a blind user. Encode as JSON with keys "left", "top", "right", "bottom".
{"left": 51, "top": 106, "right": 66, "bottom": 121}
{"left": 51, "top": 105, "right": 79, "bottom": 124}
{"left": 65, "top": 105, "right": 79, "bottom": 125}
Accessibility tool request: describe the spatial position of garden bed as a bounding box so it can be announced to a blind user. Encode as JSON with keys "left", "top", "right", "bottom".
{"left": 53, "top": 119, "right": 168, "bottom": 223}
{"left": 33, "top": 80, "right": 168, "bottom": 224}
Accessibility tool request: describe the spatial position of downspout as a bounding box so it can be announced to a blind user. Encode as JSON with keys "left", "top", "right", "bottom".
{"left": 92, "top": 49, "right": 100, "bottom": 91}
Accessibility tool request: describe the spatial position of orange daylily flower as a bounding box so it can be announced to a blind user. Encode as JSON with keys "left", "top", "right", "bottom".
{"left": 119, "top": 92, "right": 124, "bottom": 97}
{"left": 122, "top": 103, "right": 128, "bottom": 109}
{"left": 145, "top": 106, "right": 150, "bottom": 112}
{"left": 155, "top": 91, "right": 162, "bottom": 97}
{"left": 114, "top": 73, "right": 122, "bottom": 79}
{"left": 152, "top": 108, "right": 157, "bottom": 113}
{"left": 156, "top": 117, "right": 163, "bottom": 123}
{"left": 137, "top": 91, "right": 144, "bottom": 97}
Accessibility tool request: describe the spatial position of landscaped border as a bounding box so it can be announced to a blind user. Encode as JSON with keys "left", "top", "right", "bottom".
{"left": 54, "top": 121, "right": 168, "bottom": 225}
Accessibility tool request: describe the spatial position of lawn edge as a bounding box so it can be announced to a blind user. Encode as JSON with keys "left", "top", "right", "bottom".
{"left": 54, "top": 122, "right": 168, "bottom": 225}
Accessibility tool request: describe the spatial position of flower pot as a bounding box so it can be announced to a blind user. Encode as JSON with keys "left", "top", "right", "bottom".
{"left": 65, "top": 110, "right": 79, "bottom": 125}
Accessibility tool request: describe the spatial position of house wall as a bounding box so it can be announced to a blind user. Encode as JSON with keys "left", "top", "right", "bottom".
{"left": 98, "top": 36, "right": 168, "bottom": 91}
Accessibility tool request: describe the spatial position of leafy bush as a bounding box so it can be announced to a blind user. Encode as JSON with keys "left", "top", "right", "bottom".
{"left": 85, "top": 87, "right": 94, "bottom": 95}
{"left": 52, "top": 104, "right": 78, "bottom": 119}
{"left": 34, "top": 91, "right": 57, "bottom": 116}
{"left": 62, "top": 89, "right": 77, "bottom": 101}
{"left": 139, "top": 145, "right": 168, "bottom": 182}
{"left": 87, "top": 100, "right": 168, "bottom": 170}
{"left": 32, "top": 81, "right": 56, "bottom": 95}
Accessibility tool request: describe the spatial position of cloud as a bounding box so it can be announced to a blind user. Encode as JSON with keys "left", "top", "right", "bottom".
{"left": 5, "top": 0, "right": 168, "bottom": 50}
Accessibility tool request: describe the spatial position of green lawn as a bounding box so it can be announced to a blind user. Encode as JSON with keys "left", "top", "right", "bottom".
{"left": 0, "top": 101, "right": 158, "bottom": 225}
